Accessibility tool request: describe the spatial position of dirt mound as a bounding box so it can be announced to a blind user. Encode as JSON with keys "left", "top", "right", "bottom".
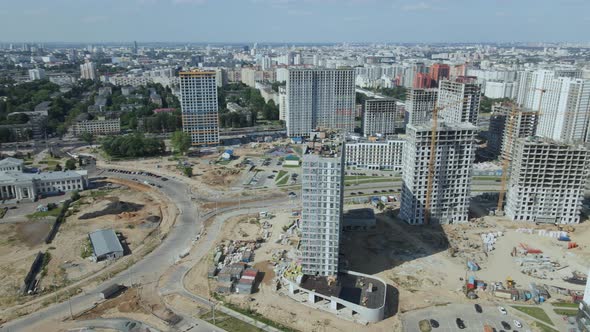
{"left": 202, "top": 167, "right": 241, "bottom": 187}
{"left": 16, "top": 220, "right": 52, "bottom": 247}
{"left": 79, "top": 200, "right": 144, "bottom": 220}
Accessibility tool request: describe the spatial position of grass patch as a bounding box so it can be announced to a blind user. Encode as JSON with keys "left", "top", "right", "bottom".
{"left": 27, "top": 206, "right": 62, "bottom": 219}
{"left": 511, "top": 306, "right": 553, "bottom": 326}
{"left": 531, "top": 322, "right": 559, "bottom": 332}
{"left": 275, "top": 171, "right": 289, "bottom": 186}
{"left": 553, "top": 308, "right": 578, "bottom": 316}
{"left": 551, "top": 302, "right": 579, "bottom": 308}
{"left": 275, "top": 170, "right": 287, "bottom": 181}
{"left": 201, "top": 311, "right": 262, "bottom": 332}
{"left": 216, "top": 159, "right": 232, "bottom": 165}
{"left": 213, "top": 293, "right": 299, "bottom": 332}
{"left": 88, "top": 189, "right": 113, "bottom": 198}
{"left": 282, "top": 164, "right": 300, "bottom": 168}
{"left": 80, "top": 238, "right": 93, "bottom": 259}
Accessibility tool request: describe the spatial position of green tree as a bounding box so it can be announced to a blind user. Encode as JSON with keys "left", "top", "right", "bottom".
{"left": 171, "top": 131, "right": 191, "bottom": 155}
{"left": 79, "top": 132, "right": 94, "bottom": 145}
{"left": 65, "top": 158, "right": 77, "bottom": 170}
{"left": 183, "top": 166, "right": 193, "bottom": 177}
{"left": 54, "top": 163, "right": 63, "bottom": 171}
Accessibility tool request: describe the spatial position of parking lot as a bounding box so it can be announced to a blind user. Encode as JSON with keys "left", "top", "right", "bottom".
{"left": 402, "top": 303, "right": 531, "bottom": 332}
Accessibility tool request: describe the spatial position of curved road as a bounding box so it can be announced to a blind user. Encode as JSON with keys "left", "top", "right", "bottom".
{"left": 2, "top": 167, "right": 292, "bottom": 331}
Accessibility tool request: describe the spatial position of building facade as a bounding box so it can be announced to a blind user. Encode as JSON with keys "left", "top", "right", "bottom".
{"left": 362, "top": 99, "right": 403, "bottom": 137}
{"left": 71, "top": 118, "right": 121, "bottom": 136}
{"left": 180, "top": 70, "right": 219, "bottom": 146}
{"left": 80, "top": 62, "right": 97, "bottom": 80}
{"left": 300, "top": 145, "right": 344, "bottom": 276}
{"left": 406, "top": 88, "right": 438, "bottom": 126}
{"left": 28, "top": 68, "right": 46, "bottom": 81}
{"left": 505, "top": 138, "right": 590, "bottom": 224}
{"left": 487, "top": 104, "right": 539, "bottom": 160}
{"left": 0, "top": 158, "right": 88, "bottom": 202}
{"left": 286, "top": 68, "right": 355, "bottom": 137}
{"left": 345, "top": 139, "right": 404, "bottom": 171}
{"left": 516, "top": 69, "right": 590, "bottom": 143}
{"left": 400, "top": 122, "right": 476, "bottom": 225}
{"left": 438, "top": 77, "right": 481, "bottom": 126}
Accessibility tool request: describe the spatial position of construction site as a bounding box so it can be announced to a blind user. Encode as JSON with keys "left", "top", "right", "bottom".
{"left": 0, "top": 177, "right": 177, "bottom": 323}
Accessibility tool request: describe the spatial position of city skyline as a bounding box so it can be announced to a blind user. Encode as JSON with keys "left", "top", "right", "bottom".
{"left": 2, "top": 0, "right": 590, "bottom": 43}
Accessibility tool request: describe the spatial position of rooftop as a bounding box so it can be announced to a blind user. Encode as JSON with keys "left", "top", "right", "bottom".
{"left": 89, "top": 229, "right": 124, "bottom": 257}
{"left": 300, "top": 272, "right": 386, "bottom": 309}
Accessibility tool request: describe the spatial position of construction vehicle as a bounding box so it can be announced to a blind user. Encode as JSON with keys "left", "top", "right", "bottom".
{"left": 506, "top": 276, "right": 515, "bottom": 289}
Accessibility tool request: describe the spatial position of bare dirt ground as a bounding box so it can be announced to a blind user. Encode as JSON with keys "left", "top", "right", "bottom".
{"left": 0, "top": 178, "right": 178, "bottom": 321}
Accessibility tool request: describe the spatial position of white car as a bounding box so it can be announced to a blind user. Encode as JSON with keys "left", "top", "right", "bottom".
{"left": 513, "top": 320, "right": 522, "bottom": 328}
{"left": 498, "top": 306, "right": 507, "bottom": 315}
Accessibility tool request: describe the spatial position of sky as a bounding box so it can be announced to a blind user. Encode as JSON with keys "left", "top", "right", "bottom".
{"left": 0, "top": 0, "right": 589, "bottom": 43}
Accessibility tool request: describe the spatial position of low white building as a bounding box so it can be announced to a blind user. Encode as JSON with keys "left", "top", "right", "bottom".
{"left": 345, "top": 139, "right": 405, "bottom": 171}
{"left": 0, "top": 158, "right": 88, "bottom": 202}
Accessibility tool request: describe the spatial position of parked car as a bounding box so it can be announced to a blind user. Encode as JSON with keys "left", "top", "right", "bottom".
{"left": 513, "top": 320, "right": 522, "bottom": 328}
{"left": 498, "top": 306, "right": 507, "bottom": 315}
{"left": 474, "top": 304, "right": 482, "bottom": 313}
{"left": 429, "top": 319, "right": 439, "bottom": 328}
{"left": 455, "top": 318, "right": 466, "bottom": 329}
{"left": 501, "top": 321, "right": 511, "bottom": 330}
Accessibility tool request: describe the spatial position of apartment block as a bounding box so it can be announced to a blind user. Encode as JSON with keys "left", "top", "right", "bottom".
{"left": 71, "top": 118, "right": 120, "bottom": 136}
{"left": 345, "top": 138, "right": 404, "bottom": 171}
{"left": 300, "top": 143, "right": 344, "bottom": 276}
{"left": 400, "top": 122, "right": 477, "bottom": 225}
{"left": 516, "top": 69, "right": 590, "bottom": 143}
{"left": 362, "top": 99, "right": 403, "bottom": 137}
{"left": 180, "top": 70, "right": 219, "bottom": 146}
{"left": 286, "top": 68, "right": 355, "bottom": 137}
{"left": 438, "top": 77, "right": 481, "bottom": 125}
{"left": 487, "top": 104, "right": 538, "bottom": 160}
{"left": 505, "top": 138, "right": 590, "bottom": 224}
{"left": 406, "top": 88, "right": 438, "bottom": 126}
{"left": 80, "top": 62, "right": 97, "bottom": 80}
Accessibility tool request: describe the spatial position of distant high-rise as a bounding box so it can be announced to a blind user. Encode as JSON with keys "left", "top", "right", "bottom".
{"left": 179, "top": 70, "right": 219, "bottom": 146}
{"left": 413, "top": 72, "right": 432, "bottom": 89}
{"left": 438, "top": 77, "right": 481, "bottom": 125}
{"left": 28, "top": 68, "right": 46, "bottom": 81}
{"left": 300, "top": 144, "right": 344, "bottom": 276}
{"left": 406, "top": 88, "right": 438, "bottom": 126}
{"left": 516, "top": 69, "right": 590, "bottom": 144}
{"left": 400, "top": 121, "right": 476, "bottom": 225}
{"left": 505, "top": 138, "right": 590, "bottom": 224}
{"left": 133, "top": 41, "right": 138, "bottom": 54}
{"left": 80, "top": 62, "right": 97, "bottom": 80}
{"left": 286, "top": 68, "right": 355, "bottom": 137}
{"left": 429, "top": 63, "right": 450, "bottom": 86}
{"left": 362, "top": 99, "right": 403, "bottom": 137}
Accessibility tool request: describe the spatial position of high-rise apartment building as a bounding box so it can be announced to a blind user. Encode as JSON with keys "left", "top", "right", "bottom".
{"left": 400, "top": 122, "right": 477, "bottom": 225}
{"left": 278, "top": 86, "right": 287, "bottom": 121}
{"left": 429, "top": 63, "right": 450, "bottom": 86}
{"left": 413, "top": 72, "right": 432, "bottom": 89}
{"left": 438, "top": 77, "right": 481, "bottom": 125}
{"left": 515, "top": 69, "right": 590, "bottom": 143}
{"left": 179, "top": 70, "right": 219, "bottom": 146}
{"left": 406, "top": 88, "right": 438, "bottom": 126}
{"left": 487, "top": 104, "right": 538, "bottom": 160}
{"left": 362, "top": 99, "right": 403, "bottom": 137}
{"left": 286, "top": 68, "right": 355, "bottom": 137}
{"left": 505, "top": 138, "right": 590, "bottom": 224}
{"left": 300, "top": 143, "right": 344, "bottom": 276}
{"left": 80, "top": 62, "right": 97, "bottom": 80}
{"left": 345, "top": 138, "right": 404, "bottom": 171}
{"left": 28, "top": 68, "right": 46, "bottom": 81}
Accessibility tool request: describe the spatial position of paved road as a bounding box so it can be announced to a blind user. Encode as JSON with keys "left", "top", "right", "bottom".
{"left": 68, "top": 317, "right": 162, "bottom": 332}
{"left": 402, "top": 303, "right": 531, "bottom": 332}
